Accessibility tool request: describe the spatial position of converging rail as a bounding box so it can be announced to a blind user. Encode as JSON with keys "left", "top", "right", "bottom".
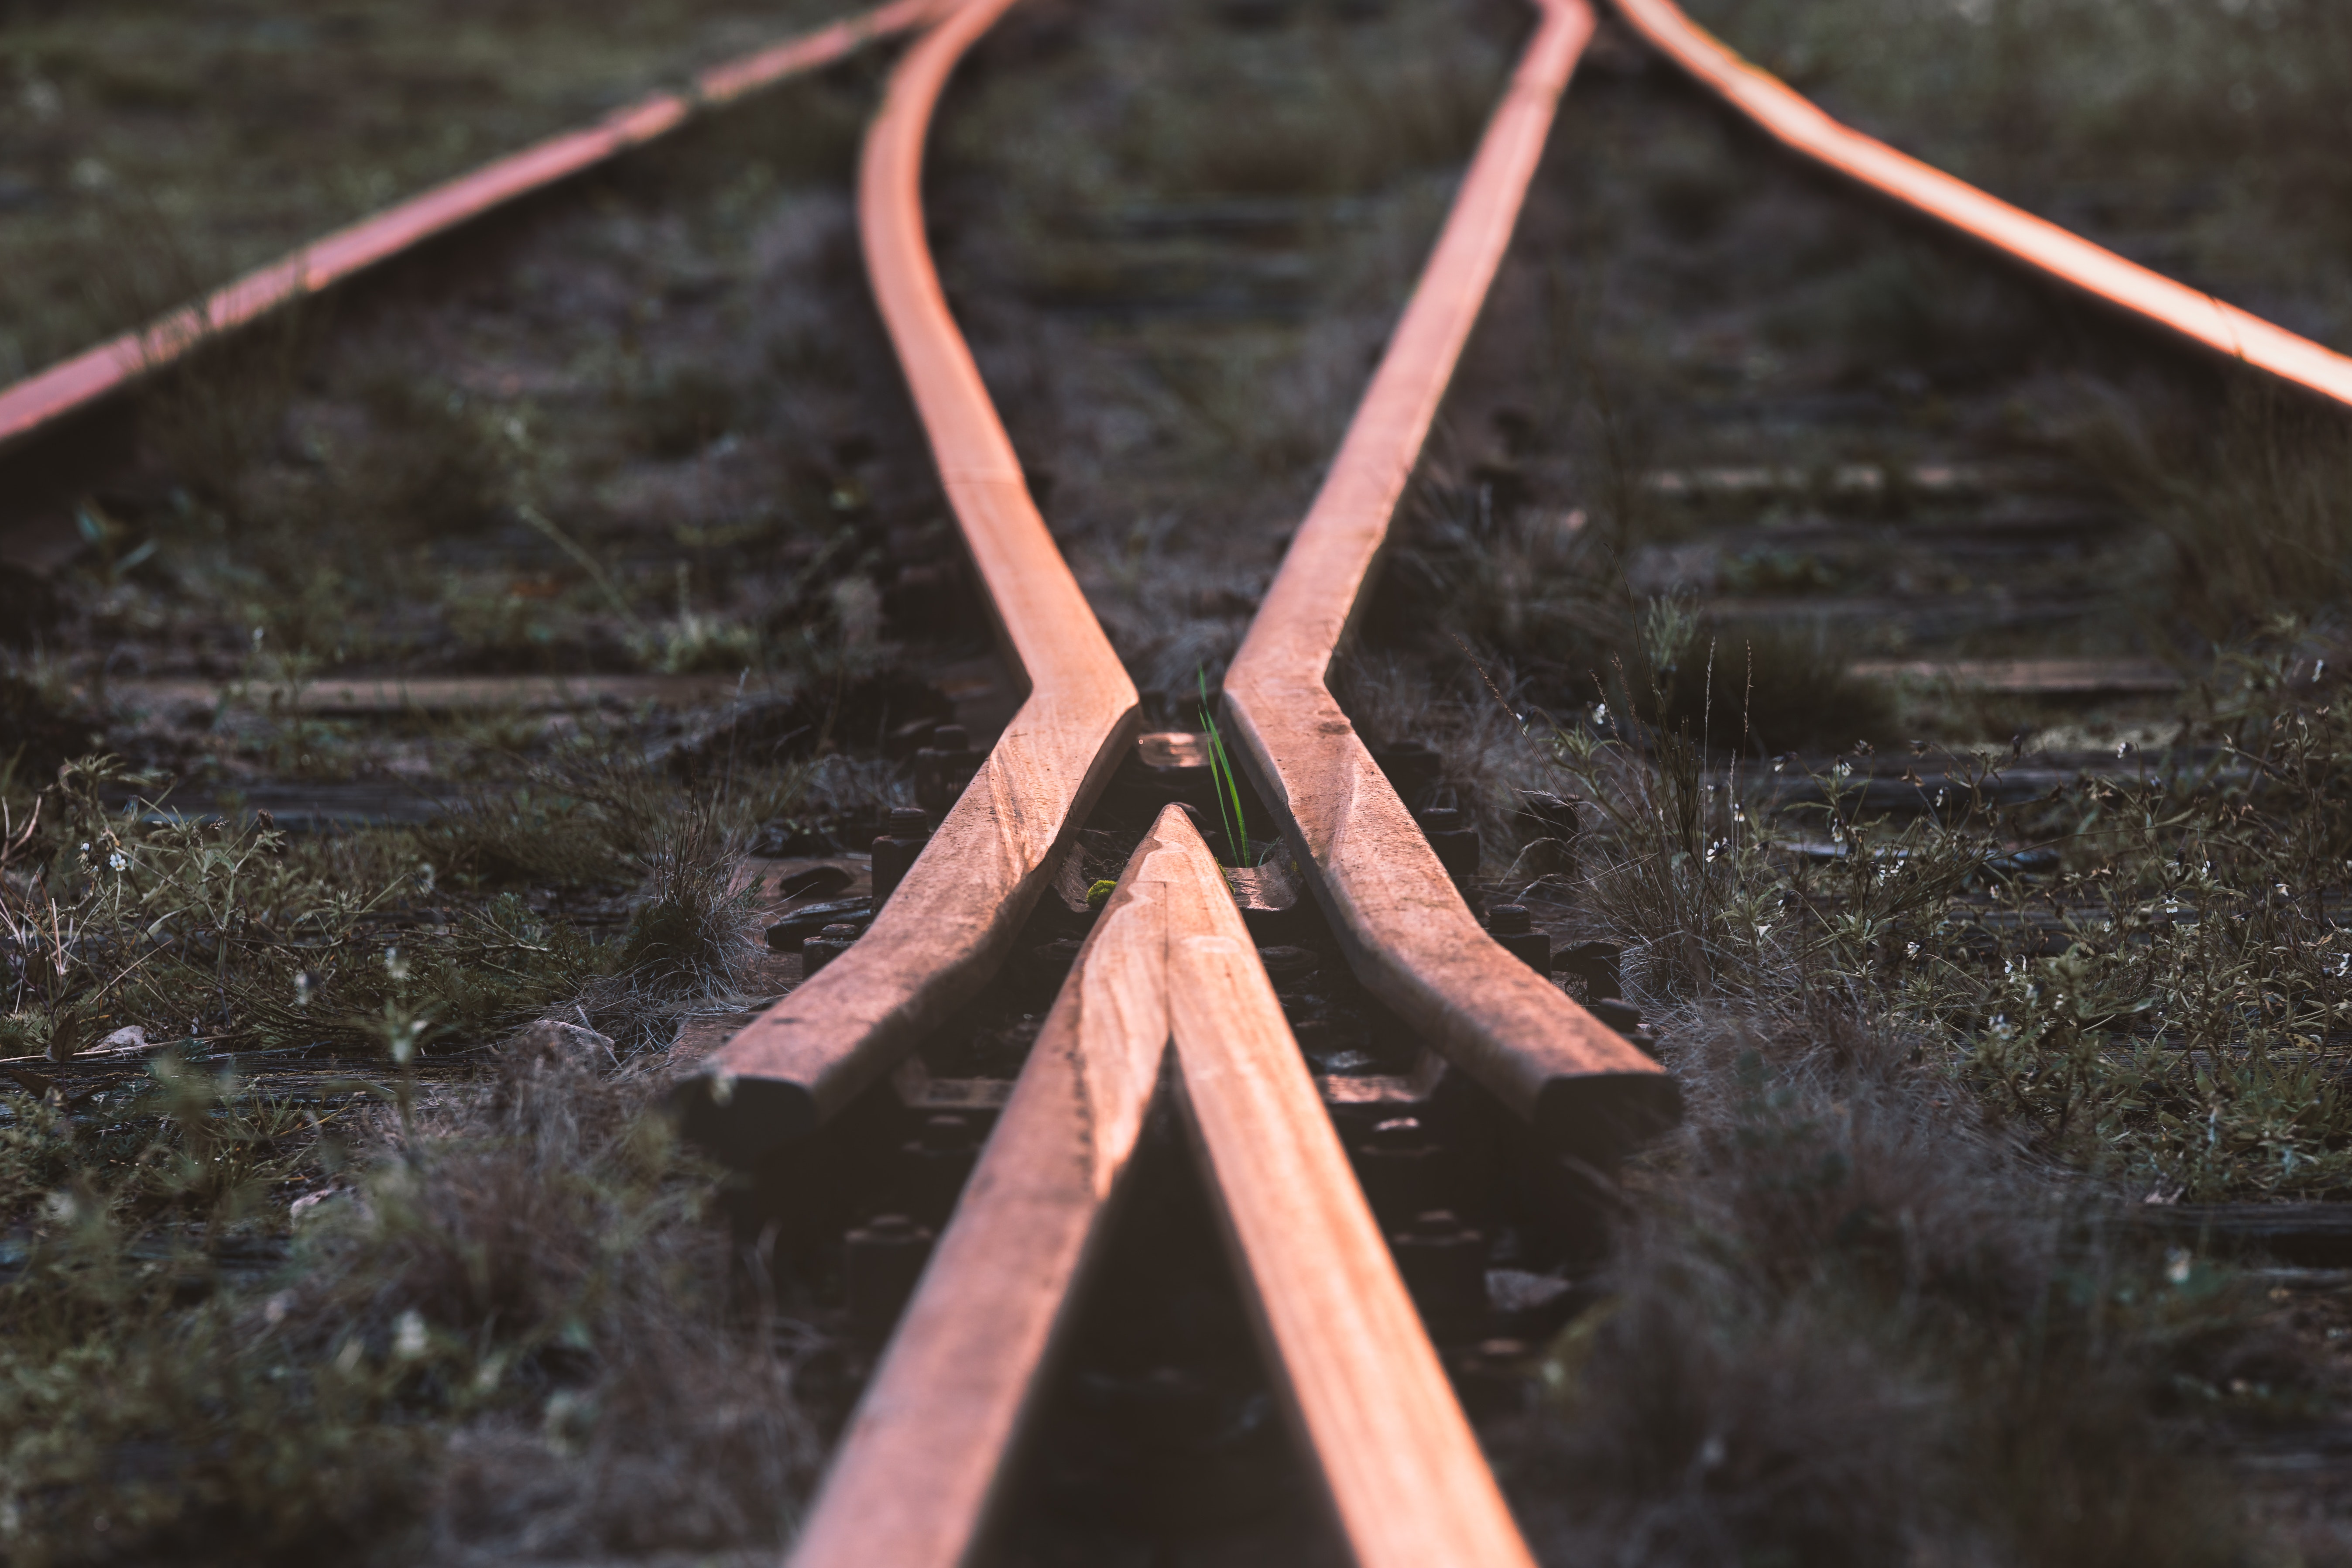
{"left": 792, "top": 806, "right": 1537, "bottom": 1568}
{"left": 677, "top": 0, "right": 1666, "bottom": 1554}
{"left": 682, "top": 0, "right": 1140, "bottom": 1164}
{"left": 8, "top": 0, "right": 2335, "bottom": 1555}
{"left": 1224, "top": 0, "right": 1674, "bottom": 1161}
{"left": 0, "top": 0, "right": 945, "bottom": 452}
{"left": 1611, "top": 0, "right": 2352, "bottom": 409}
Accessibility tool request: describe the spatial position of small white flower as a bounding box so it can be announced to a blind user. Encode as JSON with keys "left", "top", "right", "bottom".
{"left": 2166, "top": 1248, "right": 2193, "bottom": 1286}
{"left": 384, "top": 947, "right": 410, "bottom": 981}
{"left": 107, "top": 850, "right": 127, "bottom": 872}
{"left": 1591, "top": 702, "right": 1608, "bottom": 725}
{"left": 294, "top": 971, "right": 314, "bottom": 1009}
{"left": 1906, "top": 942, "right": 1920, "bottom": 959}
{"left": 394, "top": 1310, "right": 429, "bottom": 1361}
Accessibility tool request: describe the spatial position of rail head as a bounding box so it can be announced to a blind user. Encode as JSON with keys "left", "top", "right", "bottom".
{"left": 678, "top": 0, "right": 1139, "bottom": 1166}
{"left": 784, "top": 803, "right": 1179, "bottom": 1568}
{"left": 1225, "top": 0, "right": 1679, "bottom": 1153}
{"left": 790, "top": 805, "right": 1539, "bottom": 1568}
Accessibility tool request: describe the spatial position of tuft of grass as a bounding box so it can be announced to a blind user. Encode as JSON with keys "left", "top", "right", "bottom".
{"left": 2089, "top": 389, "right": 2352, "bottom": 646}
{"left": 1505, "top": 1004, "right": 2269, "bottom": 1568}
{"left": 1196, "top": 668, "right": 1251, "bottom": 868}
{"left": 0, "top": 739, "right": 821, "bottom": 1562}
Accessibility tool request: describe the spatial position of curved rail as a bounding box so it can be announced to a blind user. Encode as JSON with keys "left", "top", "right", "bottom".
{"left": 790, "top": 806, "right": 1536, "bottom": 1568}
{"left": 0, "top": 0, "right": 944, "bottom": 453}
{"left": 1224, "top": 0, "right": 1678, "bottom": 1157}
{"left": 679, "top": 0, "right": 1140, "bottom": 1163}
{"left": 1611, "top": 0, "right": 2352, "bottom": 409}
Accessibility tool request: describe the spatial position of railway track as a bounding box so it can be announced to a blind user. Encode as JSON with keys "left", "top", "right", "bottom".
{"left": 672, "top": 0, "right": 2344, "bottom": 1554}
{"left": 3, "top": 0, "right": 2349, "bottom": 1559}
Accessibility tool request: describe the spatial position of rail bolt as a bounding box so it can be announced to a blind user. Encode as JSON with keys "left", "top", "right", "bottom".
{"left": 1352, "top": 1115, "right": 1448, "bottom": 1217}
{"left": 1253, "top": 944, "right": 1321, "bottom": 986}
{"left": 803, "top": 922, "right": 863, "bottom": 976}
{"left": 1589, "top": 998, "right": 1659, "bottom": 1058}
{"left": 871, "top": 805, "right": 933, "bottom": 908}
{"left": 1413, "top": 806, "right": 1481, "bottom": 881}
{"left": 1485, "top": 903, "right": 1550, "bottom": 974}
{"left": 1554, "top": 938, "right": 1623, "bottom": 1001}
{"left": 1371, "top": 740, "right": 1443, "bottom": 809}
{"left": 899, "top": 1112, "right": 980, "bottom": 1223}
{"left": 845, "top": 1212, "right": 936, "bottom": 1344}
{"left": 765, "top": 897, "right": 871, "bottom": 953}
{"left": 1024, "top": 935, "right": 1085, "bottom": 995}
{"left": 1389, "top": 1208, "right": 1488, "bottom": 1341}
{"left": 914, "top": 724, "right": 978, "bottom": 812}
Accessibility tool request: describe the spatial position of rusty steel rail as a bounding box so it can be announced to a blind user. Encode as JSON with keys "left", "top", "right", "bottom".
{"left": 679, "top": 0, "right": 1141, "bottom": 1164}
{"left": 682, "top": 0, "right": 1682, "bottom": 1553}
{"left": 1611, "top": 0, "right": 2352, "bottom": 409}
{"left": 791, "top": 807, "right": 1537, "bottom": 1568}
{"left": 0, "top": 0, "right": 944, "bottom": 453}
{"left": 1224, "top": 0, "right": 1677, "bottom": 1157}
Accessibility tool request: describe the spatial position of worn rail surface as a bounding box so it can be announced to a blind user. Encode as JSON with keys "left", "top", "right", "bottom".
{"left": 0, "top": 0, "right": 943, "bottom": 452}
{"left": 1224, "top": 0, "right": 1674, "bottom": 1160}
{"left": 681, "top": 0, "right": 1142, "bottom": 1164}
{"left": 792, "top": 806, "right": 1538, "bottom": 1568}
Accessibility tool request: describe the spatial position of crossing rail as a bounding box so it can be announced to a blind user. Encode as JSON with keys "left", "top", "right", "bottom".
{"left": 5, "top": 0, "right": 2341, "bottom": 1556}
{"left": 681, "top": 0, "right": 1658, "bottom": 1554}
